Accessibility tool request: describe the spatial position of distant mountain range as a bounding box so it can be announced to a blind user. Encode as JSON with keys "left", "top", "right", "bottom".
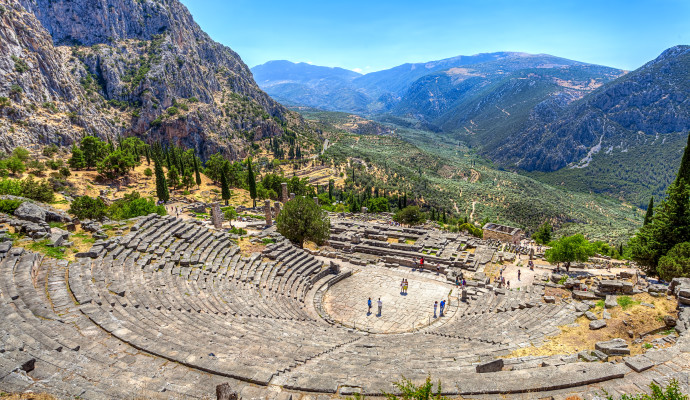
{"left": 252, "top": 47, "right": 690, "bottom": 207}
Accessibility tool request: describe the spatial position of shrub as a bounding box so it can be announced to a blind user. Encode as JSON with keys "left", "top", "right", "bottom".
{"left": 59, "top": 166, "right": 71, "bottom": 178}
{"left": 0, "top": 199, "right": 23, "bottom": 214}
{"left": 380, "top": 376, "right": 450, "bottom": 400}
{"left": 12, "top": 147, "right": 30, "bottom": 162}
{"left": 657, "top": 242, "right": 690, "bottom": 281}
{"left": 229, "top": 226, "right": 247, "bottom": 236}
{"left": 69, "top": 195, "right": 107, "bottom": 220}
{"left": 108, "top": 191, "right": 166, "bottom": 220}
{"left": 42, "top": 145, "right": 59, "bottom": 157}
{"left": 601, "top": 378, "right": 686, "bottom": 400}
{"left": 20, "top": 177, "right": 54, "bottom": 202}
{"left": 144, "top": 168, "right": 153, "bottom": 177}
{"left": 166, "top": 106, "right": 179, "bottom": 116}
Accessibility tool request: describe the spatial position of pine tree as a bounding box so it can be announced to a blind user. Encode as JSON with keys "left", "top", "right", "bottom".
{"left": 145, "top": 147, "right": 150, "bottom": 166}
{"left": 328, "top": 179, "right": 334, "bottom": 201}
{"left": 246, "top": 158, "right": 257, "bottom": 208}
{"left": 644, "top": 196, "right": 654, "bottom": 226}
{"left": 221, "top": 162, "right": 231, "bottom": 206}
{"left": 676, "top": 132, "right": 690, "bottom": 185}
{"left": 154, "top": 160, "right": 169, "bottom": 202}
{"left": 193, "top": 156, "right": 201, "bottom": 187}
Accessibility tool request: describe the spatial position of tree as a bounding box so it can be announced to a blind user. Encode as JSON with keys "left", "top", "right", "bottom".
{"left": 97, "top": 150, "right": 138, "bottom": 179}
{"left": 247, "top": 158, "right": 257, "bottom": 208}
{"left": 676, "top": 133, "right": 690, "bottom": 185}
{"left": 328, "top": 179, "right": 334, "bottom": 201}
{"left": 458, "top": 223, "right": 483, "bottom": 238}
{"left": 69, "top": 146, "right": 86, "bottom": 170}
{"left": 545, "top": 234, "right": 595, "bottom": 272}
{"left": 6, "top": 156, "right": 25, "bottom": 175}
{"left": 657, "top": 242, "right": 690, "bottom": 281}
{"left": 204, "top": 153, "right": 226, "bottom": 183}
{"left": 276, "top": 196, "right": 330, "bottom": 248}
{"left": 394, "top": 206, "right": 424, "bottom": 226}
{"left": 221, "top": 163, "right": 231, "bottom": 205}
{"left": 154, "top": 160, "right": 169, "bottom": 202}
{"left": 182, "top": 170, "right": 194, "bottom": 190}
{"left": 532, "top": 222, "right": 552, "bottom": 245}
{"left": 367, "top": 197, "right": 389, "bottom": 213}
{"left": 629, "top": 179, "right": 690, "bottom": 275}
{"left": 80, "top": 136, "right": 107, "bottom": 169}
{"left": 193, "top": 155, "right": 202, "bottom": 187}
{"left": 144, "top": 168, "right": 153, "bottom": 178}
{"left": 69, "top": 195, "right": 107, "bottom": 220}
{"left": 167, "top": 166, "right": 180, "bottom": 188}
{"left": 11, "top": 147, "right": 30, "bottom": 162}
{"left": 644, "top": 197, "right": 654, "bottom": 226}
{"left": 223, "top": 207, "right": 237, "bottom": 227}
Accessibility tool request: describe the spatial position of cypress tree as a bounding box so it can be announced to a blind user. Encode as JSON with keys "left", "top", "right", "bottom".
{"left": 676, "top": 132, "right": 690, "bottom": 184}
{"left": 247, "top": 158, "right": 257, "bottom": 208}
{"left": 154, "top": 159, "right": 169, "bottom": 203}
{"left": 643, "top": 196, "right": 654, "bottom": 226}
{"left": 194, "top": 156, "right": 201, "bottom": 187}
{"left": 221, "top": 162, "right": 231, "bottom": 206}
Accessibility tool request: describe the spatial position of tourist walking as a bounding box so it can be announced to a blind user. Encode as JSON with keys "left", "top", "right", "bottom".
{"left": 433, "top": 301, "right": 438, "bottom": 317}
{"left": 404, "top": 279, "right": 408, "bottom": 294}
{"left": 368, "top": 297, "right": 372, "bottom": 315}
{"left": 400, "top": 279, "right": 405, "bottom": 294}
{"left": 377, "top": 298, "right": 382, "bottom": 316}
{"left": 440, "top": 300, "right": 445, "bottom": 316}
{"left": 518, "top": 269, "right": 521, "bottom": 281}
{"left": 420, "top": 257, "right": 424, "bottom": 269}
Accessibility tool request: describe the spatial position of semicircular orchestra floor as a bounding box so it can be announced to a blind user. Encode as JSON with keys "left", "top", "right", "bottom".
{"left": 322, "top": 266, "right": 456, "bottom": 333}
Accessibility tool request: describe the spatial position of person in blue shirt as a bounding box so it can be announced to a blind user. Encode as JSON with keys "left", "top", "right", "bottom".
{"left": 367, "top": 297, "right": 372, "bottom": 315}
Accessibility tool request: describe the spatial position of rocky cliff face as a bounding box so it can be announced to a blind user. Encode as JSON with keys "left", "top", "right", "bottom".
{"left": 0, "top": 0, "right": 117, "bottom": 150}
{"left": 1, "top": 0, "right": 318, "bottom": 159}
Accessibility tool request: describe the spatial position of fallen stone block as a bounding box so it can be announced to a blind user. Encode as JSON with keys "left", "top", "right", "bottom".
{"left": 624, "top": 355, "right": 654, "bottom": 372}
{"left": 589, "top": 320, "right": 607, "bottom": 330}
{"left": 596, "top": 338, "right": 630, "bottom": 355}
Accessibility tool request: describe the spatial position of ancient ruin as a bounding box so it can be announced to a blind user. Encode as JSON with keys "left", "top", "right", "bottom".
{"left": 0, "top": 210, "right": 689, "bottom": 399}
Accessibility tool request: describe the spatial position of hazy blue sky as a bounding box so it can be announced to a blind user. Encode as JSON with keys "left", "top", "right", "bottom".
{"left": 180, "top": 0, "right": 689, "bottom": 73}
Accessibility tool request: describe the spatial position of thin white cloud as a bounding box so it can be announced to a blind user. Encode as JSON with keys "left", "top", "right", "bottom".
{"left": 353, "top": 68, "right": 363, "bottom": 73}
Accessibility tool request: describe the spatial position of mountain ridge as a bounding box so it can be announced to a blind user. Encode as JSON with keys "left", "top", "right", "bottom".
{"left": 1, "top": 0, "right": 321, "bottom": 159}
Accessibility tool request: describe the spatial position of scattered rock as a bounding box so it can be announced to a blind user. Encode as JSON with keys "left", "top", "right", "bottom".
{"left": 589, "top": 320, "right": 607, "bottom": 330}
{"left": 640, "top": 302, "right": 655, "bottom": 308}
{"left": 585, "top": 311, "right": 598, "bottom": 320}
{"left": 664, "top": 315, "right": 677, "bottom": 328}
{"left": 14, "top": 202, "right": 46, "bottom": 223}
{"left": 543, "top": 296, "right": 555, "bottom": 304}
{"left": 603, "top": 311, "right": 611, "bottom": 320}
{"left": 605, "top": 295, "right": 618, "bottom": 309}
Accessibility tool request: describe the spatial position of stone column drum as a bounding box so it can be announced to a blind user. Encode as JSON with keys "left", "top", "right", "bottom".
{"left": 264, "top": 200, "right": 272, "bottom": 226}
{"left": 274, "top": 202, "right": 281, "bottom": 219}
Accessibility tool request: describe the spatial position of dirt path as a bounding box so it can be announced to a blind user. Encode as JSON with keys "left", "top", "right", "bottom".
{"left": 469, "top": 201, "right": 477, "bottom": 222}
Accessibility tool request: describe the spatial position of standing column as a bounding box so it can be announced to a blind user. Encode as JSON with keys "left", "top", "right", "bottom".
{"left": 281, "top": 183, "right": 288, "bottom": 203}
{"left": 274, "top": 202, "right": 281, "bottom": 219}
{"left": 264, "top": 200, "right": 272, "bottom": 227}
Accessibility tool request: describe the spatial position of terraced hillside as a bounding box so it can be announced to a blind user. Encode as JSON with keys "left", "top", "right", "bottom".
{"left": 299, "top": 110, "right": 642, "bottom": 242}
